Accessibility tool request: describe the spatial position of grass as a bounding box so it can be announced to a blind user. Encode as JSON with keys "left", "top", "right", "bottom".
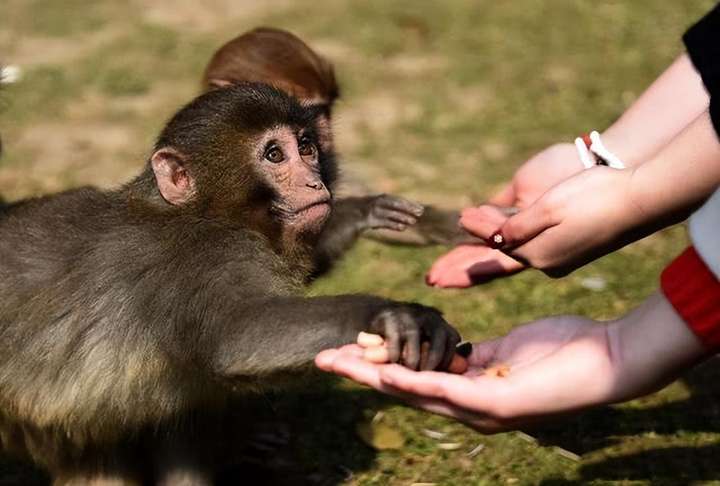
{"left": 1, "top": 0, "right": 719, "bottom": 484}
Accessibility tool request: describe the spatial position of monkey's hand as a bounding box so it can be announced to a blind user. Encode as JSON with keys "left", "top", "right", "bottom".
{"left": 363, "top": 194, "right": 425, "bottom": 232}
{"left": 368, "top": 303, "right": 460, "bottom": 371}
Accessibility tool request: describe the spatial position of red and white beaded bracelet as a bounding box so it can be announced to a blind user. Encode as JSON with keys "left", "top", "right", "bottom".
{"left": 574, "top": 131, "right": 626, "bottom": 169}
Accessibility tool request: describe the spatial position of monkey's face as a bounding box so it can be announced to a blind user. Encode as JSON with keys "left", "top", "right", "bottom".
{"left": 150, "top": 83, "right": 337, "bottom": 240}
{"left": 254, "top": 125, "right": 331, "bottom": 234}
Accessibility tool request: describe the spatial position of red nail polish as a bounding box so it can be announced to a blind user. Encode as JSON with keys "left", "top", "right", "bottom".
{"left": 488, "top": 231, "right": 505, "bottom": 249}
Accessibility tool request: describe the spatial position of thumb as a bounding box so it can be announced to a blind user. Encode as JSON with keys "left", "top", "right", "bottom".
{"left": 488, "top": 183, "right": 516, "bottom": 207}
{"left": 459, "top": 205, "right": 511, "bottom": 239}
{"left": 497, "top": 198, "right": 560, "bottom": 250}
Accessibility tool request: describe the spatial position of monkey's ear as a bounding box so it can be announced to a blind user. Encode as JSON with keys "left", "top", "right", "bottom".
{"left": 151, "top": 147, "right": 196, "bottom": 206}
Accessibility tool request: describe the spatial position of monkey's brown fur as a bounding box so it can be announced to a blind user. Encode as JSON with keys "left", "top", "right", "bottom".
{"left": 0, "top": 83, "right": 460, "bottom": 484}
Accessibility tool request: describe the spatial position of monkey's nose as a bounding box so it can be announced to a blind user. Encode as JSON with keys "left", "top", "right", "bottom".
{"left": 306, "top": 181, "right": 324, "bottom": 190}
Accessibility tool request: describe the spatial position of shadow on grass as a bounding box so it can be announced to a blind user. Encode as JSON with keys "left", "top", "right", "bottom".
{"left": 542, "top": 444, "right": 720, "bottom": 485}
{"left": 2, "top": 359, "right": 720, "bottom": 485}
{"left": 530, "top": 357, "right": 720, "bottom": 484}
{"left": 217, "top": 382, "right": 390, "bottom": 486}
{"left": 0, "top": 379, "right": 390, "bottom": 486}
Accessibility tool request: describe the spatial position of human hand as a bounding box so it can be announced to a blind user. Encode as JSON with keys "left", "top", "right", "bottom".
{"left": 426, "top": 205, "right": 523, "bottom": 287}
{"left": 471, "top": 166, "right": 641, "bottom": 277}
{"left": 426, "top": 143, "right": 582, "bottom": 287}
{"left": 425, "top": 244, "right": 523, "bottom": 288}
{"left": 489, "top": 143, "right": 583, "bottom": 208}
{"left": 317, "top": 316, "right": 619, "bottom": 433}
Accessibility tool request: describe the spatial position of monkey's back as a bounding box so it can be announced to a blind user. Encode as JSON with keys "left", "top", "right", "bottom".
{"left": 0, "top": 187, "right": 290, "bottom": 458}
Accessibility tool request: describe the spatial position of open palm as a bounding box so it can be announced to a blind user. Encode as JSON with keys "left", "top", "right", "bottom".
{"left": 316, "top": 316, "right": 617, "bottom": 433}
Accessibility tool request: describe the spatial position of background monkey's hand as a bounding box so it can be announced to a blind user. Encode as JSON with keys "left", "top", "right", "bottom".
{"left": 362, "top": 194, "right": 425, "bottom": 231}
{"left": 367, "top": 304, "right": 461, "bottom": 371}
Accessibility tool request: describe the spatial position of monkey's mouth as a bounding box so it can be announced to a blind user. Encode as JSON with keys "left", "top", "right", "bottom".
{"left": 273, "top": 198, "right": 331, "bottom": 226}
{"left": 295, "top": 198, "right": 331, "bottom": 215}
{"left": 293, "top": 199, "right": 331, "bottom": 224}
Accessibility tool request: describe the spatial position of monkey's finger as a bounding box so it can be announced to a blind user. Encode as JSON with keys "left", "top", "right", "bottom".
{"left": 382, "top": 318, "right": 403, "bottom": 364}
{"left": 441, "top": 328, "right": 462, "bottom": 371}
{"left": 376, "top": 196, "right": 425, "bottom": 217}
{"left": 400, "top": 321, "right": 421, "bottom": 371}
{"left": 419, "top": 341, "right": 430, "bottom": 370}
{"left": 424, "top": 329, "right": 447, "bottom": 371}
{"left": 372, "top": 208, "right": 419, "bottom": 227}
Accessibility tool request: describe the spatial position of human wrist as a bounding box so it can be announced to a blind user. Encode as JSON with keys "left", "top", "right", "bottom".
{"left": 625, "top": 161, "right": 668, "bottom": 228}
{"left": 599, "top": 128, "right": 643, "bottom": 168}
{"left": 609, "top": 292, "right": 708, "bottom": 402}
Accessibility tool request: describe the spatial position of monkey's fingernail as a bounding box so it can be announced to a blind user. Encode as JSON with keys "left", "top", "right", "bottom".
{"left": 487, "top": 230, "right": 505, "bottom": 250}
{"left": 455, "top": 341, "right": 473, "bottom": 357}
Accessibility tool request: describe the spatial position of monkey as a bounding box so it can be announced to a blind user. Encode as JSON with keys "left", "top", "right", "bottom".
{"left": 0, "top": 83, "right": 461, "bottom": 485}
{"left": 201, "top": 27, "right": 477, "bottom": 263}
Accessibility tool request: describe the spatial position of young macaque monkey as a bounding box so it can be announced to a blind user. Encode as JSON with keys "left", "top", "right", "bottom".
{"left": 0, "top": 84, "right": 462, "bottom": 484}
{"left": 202, "top": 27, "right": 475, "bottom": 266}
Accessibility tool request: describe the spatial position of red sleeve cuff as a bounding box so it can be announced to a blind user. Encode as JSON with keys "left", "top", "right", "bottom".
{"left": 661, "top": 246, "right": 720, "bottom": 350}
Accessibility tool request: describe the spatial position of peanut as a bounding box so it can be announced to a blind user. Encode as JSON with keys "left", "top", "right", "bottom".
{"left": 448, "top": 354, "right": 469, "bottom": 374}
{"left": 363, "top": 345, "right": 390, "bottom": 363}
{"left": 357, "top": 332, "right": 385, "bottom": 348}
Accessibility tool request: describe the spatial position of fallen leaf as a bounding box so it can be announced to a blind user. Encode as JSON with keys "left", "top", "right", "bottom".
{"left": 356, "top": 420, "right": 405, "bottom": 450}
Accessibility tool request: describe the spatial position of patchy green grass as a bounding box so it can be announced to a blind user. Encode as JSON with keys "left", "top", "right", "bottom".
{"left": 1, "top": 0, "right": 719, "bottom": 484}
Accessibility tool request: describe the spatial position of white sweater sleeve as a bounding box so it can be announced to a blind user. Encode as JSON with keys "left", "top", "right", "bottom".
{"left": 689, "top": 187, "right": 720, "bottom": 279}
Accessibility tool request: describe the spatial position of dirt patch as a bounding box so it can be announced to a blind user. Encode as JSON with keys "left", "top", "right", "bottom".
{"left": 0, "top": 121, "right": 140, "bottom": 198}
{"left": 307, "top": 39, "right": 365, "bottom": 67}
{"left": 65, "top": 81, "right": 194, "bottom": 120}
{"left": 5, "top": 28, "right": 125, "bottom": 67}
{"left": 334, "top": 91, "right": 423, "bottom": 152}
{"left": 386, "top": 53, "right": 448, "bottom": 76}
{"left": 132, "top": 0, "right": 294, "bottom": 32}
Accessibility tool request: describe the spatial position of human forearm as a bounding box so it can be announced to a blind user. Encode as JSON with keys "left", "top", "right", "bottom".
{"left": 608, "top": 292, "right": 708, "bottom": 403}
{"left": 602, "top": 54, "right": 709, "bottom": 167}
{"left": 628, "top": 109, "right": 720, "bottom": 225}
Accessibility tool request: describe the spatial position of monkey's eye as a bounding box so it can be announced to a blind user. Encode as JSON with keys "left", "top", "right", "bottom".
{"left": 298, "top": 138, "right": 317, "bottom": 158}
{"left": 264, "top": 145, "right": 285, "bottom": 163}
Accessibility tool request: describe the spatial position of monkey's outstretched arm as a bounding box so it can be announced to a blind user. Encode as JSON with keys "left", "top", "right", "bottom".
{"left": 366, "top": 205, "right": 520, "bottom": 246}
{"left": 312, "top": 196, "right": 424, "bottom": 276}
{"left": 205, "top": 295, "right": 460, "bottom": 378}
